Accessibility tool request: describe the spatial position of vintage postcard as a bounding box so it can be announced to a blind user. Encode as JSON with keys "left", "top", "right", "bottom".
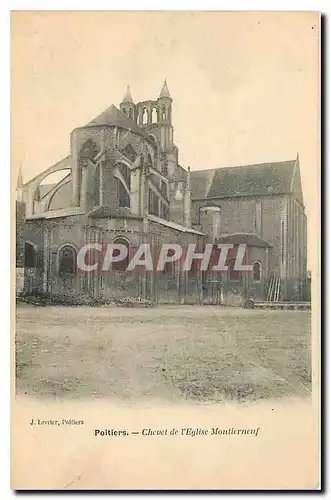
{"left": 11, "top": 11, "right": 320, "bottom": 490}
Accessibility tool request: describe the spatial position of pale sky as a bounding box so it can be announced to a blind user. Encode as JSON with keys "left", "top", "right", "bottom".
{"left": 11, "top": 11, "right": 320, "bottom": 267}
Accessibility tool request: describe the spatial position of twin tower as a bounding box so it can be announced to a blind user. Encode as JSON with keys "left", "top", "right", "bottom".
{"left": 119, "top": 80, "right": 190, "bottom": 227}
{"left": 119, "top": 80, "right": 172, "bottom": 128}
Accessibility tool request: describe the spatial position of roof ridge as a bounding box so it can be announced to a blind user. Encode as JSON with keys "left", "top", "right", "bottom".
{"left": 85, "top": 104, "right": 148, "bottom": 138}
{"left": 191, "top": 159, "right": 296, "bottom": 175}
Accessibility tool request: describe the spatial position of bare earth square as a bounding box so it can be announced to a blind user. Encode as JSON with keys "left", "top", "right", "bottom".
{"left": 15, "top": 306, "right": 311, "bottom": 404}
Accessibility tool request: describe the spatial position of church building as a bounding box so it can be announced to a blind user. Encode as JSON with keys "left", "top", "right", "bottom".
{"left": 16, "top": 81, "right": 308, "bottom": 304}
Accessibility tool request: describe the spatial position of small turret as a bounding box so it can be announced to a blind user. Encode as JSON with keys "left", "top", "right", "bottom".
{"left": 159, "top": 79, "right": 171, "bottom": 99}
{"left": 120, "top": 85, "right": 136, "bottom": 122}
{"left": 17, "top": 164, "right": 23, "bottom": 189}
{"left": 16, "top": 164, "right": 24, "bottom": 202}
{"left": 122, "top": 85, "right": 133, "bottom": 103}
{"left": 157, "top": 79, "right": 172, "bottom": 125}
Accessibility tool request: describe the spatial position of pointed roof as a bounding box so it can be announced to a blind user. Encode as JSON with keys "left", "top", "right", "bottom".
{"left": 191, "top": 160, "right": 297, "bottom": 200}
{"left": 17, "top": 164, "right": 23, "bottom": 188}
{"left": 85, "top": 104, "right": 147, "bottom": 138}
{"left": 159, "top": 79, "right": 171, "bottom": 99}
{"left": 122, "top": 85, "right": 133, "bottom": 103}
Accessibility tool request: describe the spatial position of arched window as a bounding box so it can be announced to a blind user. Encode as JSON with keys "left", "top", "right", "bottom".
{"left": 33, "top": 187, "right": 41, "bottom": 214}
{"left": 33, "top": 187, "right": 41, "bottom": 202}
{"left": 142, "top": 108, "right": 148, "bottom": 125}
{"left": 128, "top": 107, "right": 133, "bottom": 120}
{"left": 24, "top": 242, "right": 37, "bottom": 268}
{"left": 112, "top": 238, "right": 129, "bottom": 271}
{"left": 79, "top": 140, "right": 99, "bottom": 165}
{"left": 59, "top": 245, "right": 77, "bottom": 275}
{"left": 121, "top": 144, "right": 137, "bottom": 163}
{"left": 152, "top": 108, "right": 157, "bottom": 123}
{"left": 117, "top": 179, "right": 130, "bottom": 208}
{"left": 253, "top": 261, "right": 262, "bottom": 281}
{"left": 161, "top": 106, "right": 166, "bottom": 121}
{"left": 148, "top": 189, "right": 159, "bottom": 216}
{"left": 118, "top": 163, "right": 131, "bottom": 188}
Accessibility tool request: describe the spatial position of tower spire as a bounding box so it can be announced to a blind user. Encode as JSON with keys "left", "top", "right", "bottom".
{"left": 159, "top": 79, "right": 171, "bottom": 99}
{"left": 122, "top": 85, "right": 133, "bottom": 103}
{"left": 16, "top": 163, "right": 24, "bottom": 203}
{"left": 17, "top": 163, "right": 23, "bottom": 189}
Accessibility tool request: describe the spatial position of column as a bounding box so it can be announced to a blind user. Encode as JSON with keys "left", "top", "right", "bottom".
{"left": 42, "top": 226, "right": 49, "bottom": 293}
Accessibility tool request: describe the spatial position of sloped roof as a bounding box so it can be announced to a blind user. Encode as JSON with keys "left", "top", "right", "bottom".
{"left": 191, "top": 160, "right": 296, "bottom": 200}
{"left": 88, "top": 206, "right": 143, "bottom": 219}
{"left": 148, "top": 214, "right": 205, "bottom": 235}
{"left": 215, "top": 233, "right": 272, "bottom": 248}
{"left": 159, "top": 79, "right": 171, "bottom": 98}
{"left": 190, "top": 169, "right": 215, "bottom": 199}
{"left": 85, "top": 104, "right": 147, "bottom": 138}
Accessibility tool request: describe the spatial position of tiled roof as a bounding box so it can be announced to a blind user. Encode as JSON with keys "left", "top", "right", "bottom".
{"left": 215, "top": 233, "right": 272, "bottom": 248}
{"left": 85, "top": 104, "right": 148, "bottom": 138}
{"left": 87, "top": 206, "right": 143, "bottom": 219}
{"left": 190, "top": 169, "right": 215, "bottom": 199}
{"left": 191, "top": 160, "right": 296, "bottom": 199}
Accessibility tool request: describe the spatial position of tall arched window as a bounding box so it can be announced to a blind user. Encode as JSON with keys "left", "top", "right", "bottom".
{"left": 59, "top": 245, "right": 77, "bottom": 275}
{"left": 148, "top": 189, "right": 159, "bottom": 216}
{"left": 142, "top": 108, "right": 148, "bottom": 125}
{"left": 253, "top": 261, "right": 262, "bottom": 281}
{"left": 33, "top": 187, "right": 41, "bottom": 202}
{"left": 117, "top": 163, "right": 131, "bottom": 188}
{"left": 24, "top": 242, "right": 37, "bottom": 268}
{"left": 117, "top": 179, "right": 130, "bottom": 208}
{"left": 112, "top": 238, "right": 129, "bottom": 271}
{"left": 152, "top": 108, "right": 158, "bottom": 123}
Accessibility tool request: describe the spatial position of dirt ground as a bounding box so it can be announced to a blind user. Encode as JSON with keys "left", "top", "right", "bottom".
{"left": 15, "top": 305, "right": 312, "bottom": 404}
